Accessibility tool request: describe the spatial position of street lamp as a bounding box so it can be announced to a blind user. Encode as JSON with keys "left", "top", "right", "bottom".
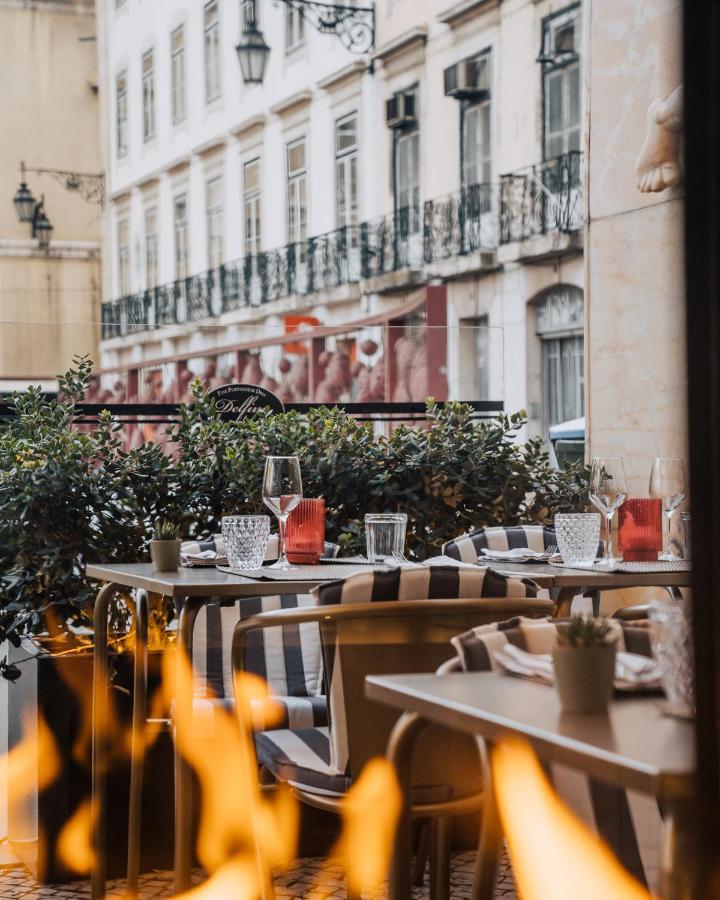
{"left": 236, "top": 0, "right": 375, "bottom": 86}
{"left": 32, "top": 197, "right": 53, "bottom": 251}
{"left": 13, "top": 163, "right": 36, "bottom": 223}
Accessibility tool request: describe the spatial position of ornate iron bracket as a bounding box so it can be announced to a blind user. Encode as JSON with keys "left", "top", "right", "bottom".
{"left": 280, "top": 0, "right": 375, "bottom": 53}
{"left": 24, "top": 165, "right": 105, "bottom": 206}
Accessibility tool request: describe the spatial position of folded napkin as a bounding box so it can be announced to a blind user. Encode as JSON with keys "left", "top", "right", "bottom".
{"left": 181, "top": 534, "right": 280, "bottom": 567}
{"left": 480, "top": 547, "right": 559, "bottom": 563}
{"left": 492, "top": 644, "right": 662, "bottom": 691}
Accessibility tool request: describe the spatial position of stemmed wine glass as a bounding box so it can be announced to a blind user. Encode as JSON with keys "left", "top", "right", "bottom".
{"left": 649, "top": 457, "right": 686, "bottom": 560}
{"left": 262, "top": 456, "right": 303, "bottom": 570}
{"left": 589, "top": 456, "right": 628, "bottom": 568}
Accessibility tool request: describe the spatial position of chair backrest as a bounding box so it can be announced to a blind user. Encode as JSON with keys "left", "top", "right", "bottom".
{"left": 442, "top": 525, "right": 556, "bottom": 562}
{"left": 193, "top": 594, "right": 323, "bottom": 700}
{"left": 318, "top": 598, "right": 555, "bottom": 786}
{"left": 310, "top": 565, "right": 549, "bottom": 780}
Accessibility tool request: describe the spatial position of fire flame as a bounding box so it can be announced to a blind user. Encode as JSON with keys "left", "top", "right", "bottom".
{"left": 2, "top": 713, "right": 61, "bottom": 826}
{"left": 492, "top": 739, "right": 654, "bottom": 900}
{"left": 56, "top": 800, "right": 94, "bottom": 876}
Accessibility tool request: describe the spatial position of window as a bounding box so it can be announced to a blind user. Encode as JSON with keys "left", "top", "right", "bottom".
{"left": 142, "top": 50, "right": 155, "bottom": 142}
{"left": 536, "top": 285, "right": 584, "bottom": 432}
{"left": 541, "top": 6, "right": 581, "bottom": 160}
{"left": 394, "top": 129, "right": 420, "bottom": 233}
{"left": 287, "top": 139, "right": 307, "bottom": 246}
{"left": 117, "top": 219, "right": 130, "bottom": 295}
{"left": 243, "top": 158, "right": 262, "bottom": 257}
{"left": 171, "top": 26, "right": 186, "bottom": 125}
{"left": 462, "top": 99, "right": 492, "bottom": 213}
{"left": 285, "top": 5, "right": 305, "bottom": 51}
{"left": 335, "top": 114, "right": 359, "bottom": 232}
{"left": 204, "top": 1, "right": 221, "bottom": 104}
{"left": 173, "top": 194, "right": 189, "bottom": 280}
{"left": 116, "top": 70, "right": 128, "bottom": 158}
{"left": 145, "top": 207, "right": 159, "bottom": 290}
{"left": 206, "top": 176, "right": 224, "bottom": 269}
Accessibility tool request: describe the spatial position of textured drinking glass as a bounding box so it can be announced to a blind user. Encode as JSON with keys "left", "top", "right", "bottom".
{"left": 589, "top": 456, "right": 628, "bottom": 567}
{"left": 364, "top": 513, "right": 407, "bottom": 564}
{"left": 221, "top": 515, "right": 271, "bottom": 570}
{"left": 649, "top": 458, "right": 687, "bottom": 560}
{"left": 649, "top": 598, "right": 694, "bottom": 716}
{"left": 554, "top": 513, "right": 601, "bottom": 566}
{"left": 681, "top": 512, "right": 691, "bottom": 560}
{"left": 262, "top": 456, "right": 303, "bottom": 570}
{"left": 286, "top": 498, "right": 326, "bottom": 565}
{"left": 618, "top": 498, "right": 663, "bottom": 562}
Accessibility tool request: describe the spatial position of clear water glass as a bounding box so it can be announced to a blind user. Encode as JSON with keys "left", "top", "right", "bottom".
{"left": 649, "top": 597, "right": 694, "bottom": 716}
{"left": 554, "top": 513, "right": 601, "bottom": 566}
{"left": 589, "top": 456, "right": 628, "bottom": 567}
{"left": 365, "top": 513, "right": 407, "bottom": 564}
{"left": 221, "top": 515, "right": 271, "bottom": 570}
{"left": 649, "top": 457, "right": 687, "bottom": 561}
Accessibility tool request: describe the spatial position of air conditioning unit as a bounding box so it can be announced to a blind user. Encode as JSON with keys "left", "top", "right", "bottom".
{"left": 444, "top": 57, "right": 490, "bottom": 100}
{"left": 385, "top": 92, "right": 417, "bottom": 129}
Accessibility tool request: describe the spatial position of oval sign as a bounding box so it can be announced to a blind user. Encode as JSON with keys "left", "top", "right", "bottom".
{"left": 206, "top": 383, "right": 285, "bottom": 420}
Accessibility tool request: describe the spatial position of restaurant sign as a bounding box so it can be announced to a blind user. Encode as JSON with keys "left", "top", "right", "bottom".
{"left": 206, "top": 383, "right": 285, "bottom": 420}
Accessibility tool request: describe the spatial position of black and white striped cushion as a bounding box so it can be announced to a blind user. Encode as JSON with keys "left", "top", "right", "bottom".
{"left": 443, "top": 525, "right": 556, "bottom": 563}
{"left": 452, "top": 616, "right": 661, "bottom": 891}
{"left": 192, "top": 593, "right": 323, "bottom": 701}
{"left": 192, "top": 694, "right": 328, "bottom": 738}
{"left": 255, "top": 726, "right": 351, "bottom": 795}
{"left": 312, "top": 565, "right": 540, "bottom": 781}
{"left": 313, "top": 565, "right": 539, "bottom": 606}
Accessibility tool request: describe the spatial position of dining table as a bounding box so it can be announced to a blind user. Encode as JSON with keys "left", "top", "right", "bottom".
{"left": 366, "top": 671, "right": 696, "bottom": 900}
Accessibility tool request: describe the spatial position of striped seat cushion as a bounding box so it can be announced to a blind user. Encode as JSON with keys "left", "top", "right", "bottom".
{"left": 255, "top": 727, "right": 351, "bottom": 795}
{"left": 192, "top": 593, "right": 323, "bottom": 701}
{"left": 452, "top": 616, "right": 652, "bottom": 671}
{"left": 451, "top": 616, "right": 660, "bottom": 891}
{"left": 443, "top": 525, "right": 556, "bottom": 563}
{"left": 190, "top": 694, "right": 328, "bottom": 738}
{"left": 313, "top": 564, "right": 539, "bottom": 605}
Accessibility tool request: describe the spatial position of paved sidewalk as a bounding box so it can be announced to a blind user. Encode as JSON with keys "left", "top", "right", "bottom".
{"left": 0, "top": 849, "right": 517, "bottom": 898}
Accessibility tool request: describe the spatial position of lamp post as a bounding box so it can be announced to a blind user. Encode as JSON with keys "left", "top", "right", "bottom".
{"left": 13, "top": 163, "right": 36, "bottom": 223}
{"left": 236, "top": 0, "right": 375, "bottom": 85}
{"left": 32, "top": 197, "right": 53, "bottom": 252}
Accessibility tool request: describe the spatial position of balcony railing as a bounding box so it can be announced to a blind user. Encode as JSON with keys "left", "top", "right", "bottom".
{"left": 499, "top": 151, "right": 583, "bottom": 244}
{"left": 101, "top": 154, "right": 583, "bottom": 340}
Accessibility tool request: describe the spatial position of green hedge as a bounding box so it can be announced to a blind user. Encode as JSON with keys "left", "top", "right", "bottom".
{"left": 0, "top": 357, "right": 589, "bottom": 651}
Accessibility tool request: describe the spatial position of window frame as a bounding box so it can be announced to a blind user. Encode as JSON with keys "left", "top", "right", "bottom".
{"left": 540, "top": 4, "right": 582, "bottom": 162}
{"left": 117, "top": 218, "right": 131, "bottom": 296}
{"left": 203, "top": 0, "right": 222, "bottom": 105}
{"left": 285, "top": 4, "right": 306, "bottom": 52}
{"left": 145, "top": 206, "right": 159, "bottom": 291}
{"left": 243, "top": 157, "right": 262, "bottom": 258}
{"left": 116, "top": 69, "right": 129, "bottom": 159}
{"left": 141, "top": 48, "right": 156, "bottom": 143}
{"left": 170, "top": 25, "right": 186, "bottom": 126}
{"left": 286, "top": 137, "right": 308, "bottom": 247}
{"left": 173, "top": 193, "right": 190, "bottom": 282}
{"left": 393, "top": 125, "right": 420, "bottom": 235}
{"left": 335, "top": 112, "right": 359, "bottom": 232}
{"left": 205, "top": 174, "right": 224, "bottom": 270}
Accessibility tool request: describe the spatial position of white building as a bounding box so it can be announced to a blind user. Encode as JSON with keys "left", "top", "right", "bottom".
{"left": 94, "top": 0, "right": 584, "bottom": 439}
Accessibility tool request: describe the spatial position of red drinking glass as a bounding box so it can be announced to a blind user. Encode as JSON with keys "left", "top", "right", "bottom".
{"left": 286, "top": 498, "right": 326, "bottom": 564}
{"left": 618, "top": 498, "right": 662, "bottom": 561}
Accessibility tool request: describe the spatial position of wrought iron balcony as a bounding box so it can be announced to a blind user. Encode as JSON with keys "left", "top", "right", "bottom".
{"left": 423, "top": 183, "right": 497, "bottom": 262}
{"left": 499, "top": 151, "right": 583, "bottom": 245}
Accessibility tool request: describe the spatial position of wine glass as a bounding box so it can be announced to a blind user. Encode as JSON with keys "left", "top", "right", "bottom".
{"left": 262, "top": 456, "right": 303, "bottom": 570}
{"left": 649, "top": 458, "right": 686, "bottom": 560}
{"left": 589, "top": 456, "right": 628, "bottom": 568}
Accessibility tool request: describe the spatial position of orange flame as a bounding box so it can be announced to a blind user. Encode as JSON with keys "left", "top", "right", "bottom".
{"left": 492, "top": 739, "right": 654, "bottom": 900}
{"left": 56, "top": 800, "right": 94, "bottom": 875}
{"left": 174, "top": 856, "right": 260, "bottom": 899}
{"left": 3, "top": 713, "right": 61, "bottom": 826}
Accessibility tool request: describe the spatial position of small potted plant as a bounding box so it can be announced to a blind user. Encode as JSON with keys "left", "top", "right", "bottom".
{"left": 150, "top": 518, "right": 181, "bottom": 572}
{"left": 552, "top": 615, "right": 618, "bottom": 714}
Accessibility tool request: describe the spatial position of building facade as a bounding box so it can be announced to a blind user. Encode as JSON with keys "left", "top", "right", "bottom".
{"left": 0, "top": 0, "right": 101, "bottom": 391}
{"left": 95, "top": 0, "right": 584, "bottom": 440}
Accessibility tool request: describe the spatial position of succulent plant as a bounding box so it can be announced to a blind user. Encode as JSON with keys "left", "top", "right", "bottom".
{"left": 557, "top": 615, "right": 615, "bottom": 648}
{"left": 153, "top": 518, "right": 180, "bottom": 541}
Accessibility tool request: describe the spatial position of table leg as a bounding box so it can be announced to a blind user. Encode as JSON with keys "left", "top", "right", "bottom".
{"left": 386, "top": 712, "right": 429, "bottom": 900}
{"left": 555, "top": 587, "right": 578, "bottom": 618}
{"left": 471, "top": 740, "right": 501, "bottom": 900}
{"left": 174, "top": 597, "right": 204, "bottom": 894}
{"left": 659, "top": 798, "right": 696, "bottom": 900}
{"left": 91, "top": 581, "right": 121, "bottom": 900}
{"left": 127, "top": 589, "right": 150, "bottom": 895}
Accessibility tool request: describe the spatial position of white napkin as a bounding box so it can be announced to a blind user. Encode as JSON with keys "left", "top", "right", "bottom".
{"left": 481, "top": 547, "right": 555, "bottom": 562}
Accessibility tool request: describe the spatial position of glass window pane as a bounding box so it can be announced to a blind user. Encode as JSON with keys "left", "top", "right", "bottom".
{"left": 336, "top": 115, "right": 357, "bottom": 154}
{"left": 568, "top": 65, "right": 581, "bottom": 126}
{"left": 548, "top": 73, "right": 563, "bottom": 134}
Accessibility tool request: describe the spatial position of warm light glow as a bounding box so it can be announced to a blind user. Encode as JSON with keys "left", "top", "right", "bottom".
{"left": 57, "top": 800, "right": 94, "bottom": 875}
{"left": 174, "top": 856, "right": 260, "bottom": 899}
{"left": 492, "top": 739, "right": 654, "bottom": 900}
{"left": 2, "top": 713, "right": 61, "bottom": 821}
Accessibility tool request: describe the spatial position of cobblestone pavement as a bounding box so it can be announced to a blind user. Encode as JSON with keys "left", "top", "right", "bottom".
{"left": 0, "top": 849, "right": 517, "bottom": 899}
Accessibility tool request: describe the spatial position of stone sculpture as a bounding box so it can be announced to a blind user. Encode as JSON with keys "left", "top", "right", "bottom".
{"left": 635, "top": 85, "right": 683, "bottom": 193}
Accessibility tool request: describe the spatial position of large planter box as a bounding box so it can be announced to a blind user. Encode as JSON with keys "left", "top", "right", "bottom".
{"left": 6, "top": 638, "right": 174, "bottom": 882}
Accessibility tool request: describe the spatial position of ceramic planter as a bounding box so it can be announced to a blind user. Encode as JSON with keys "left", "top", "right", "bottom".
{"left": 552, "top": 644, "right": 616, "bottom": 714}
{"left": 150, "top": 539, "right": 181, "bottom": 572}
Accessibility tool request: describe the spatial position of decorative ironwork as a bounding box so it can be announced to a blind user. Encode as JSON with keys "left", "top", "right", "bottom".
{"left": 423, "top": 183, "right": 497, "bottom": 263}
{"left": 23, "top": 164, "right": 105, "bottom": 206}
{"left": 499, "top": 151, "right": 583, "bottom": 244}
{"left": 282, "top": 0, "right": 375, "bottom": 54}
{"left": 360, "top": 208, "right": 423, "bottom": 278}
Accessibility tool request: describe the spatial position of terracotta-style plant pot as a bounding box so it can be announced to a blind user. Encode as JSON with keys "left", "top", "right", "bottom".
{"left": 552, "top": 644, "right": 616, "bottom": 714}
{"left": 150, "top": 539, "right": 181, "bottom": 572}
